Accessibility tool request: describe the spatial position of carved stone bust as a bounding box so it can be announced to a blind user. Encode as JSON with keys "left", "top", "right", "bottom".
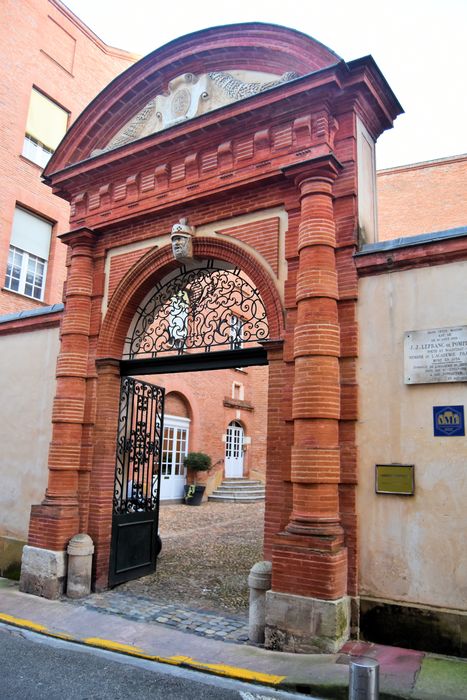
{"left": 171, "top": 217, "right": 195, "bottom": 262}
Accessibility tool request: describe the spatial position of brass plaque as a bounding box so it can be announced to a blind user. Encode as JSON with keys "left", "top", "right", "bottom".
{"left": 375, "top": 464, "right": 414, "bottom": 496}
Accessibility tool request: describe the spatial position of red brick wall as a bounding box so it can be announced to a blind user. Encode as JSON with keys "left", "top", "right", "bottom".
{"left": 108, "top": 247, "right": 153, "bottom": 301}
{"left": 377, "top": 154, "right": 467, "bottom": 240}
{"left": 164, "top": 391, "right": 190, "bottom": 418}
{"left": 0, "top": 0, "right": 136, "bottom": 314}
{"left": 218, "top": 217, "right": 280, "bottom": 275}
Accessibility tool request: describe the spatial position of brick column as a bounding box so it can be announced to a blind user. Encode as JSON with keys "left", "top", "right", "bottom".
{"left": 263, "top": 341, "right": 292, "bottom": 558}
{"left": 89, "top": 359, "right": 122, "bottom": 591}
{"left": 265, "top": 158, "right": 349, "bottom": 653}
{"left": 21, "top": 229, "right": 96, "bottom": 598}
{"left": 288, "top": 163, "right": 344, "bottom": 546}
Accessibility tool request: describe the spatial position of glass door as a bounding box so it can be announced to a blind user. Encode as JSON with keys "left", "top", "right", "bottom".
{"left": 160, "top": 415, "right": 190, "bottom": 500}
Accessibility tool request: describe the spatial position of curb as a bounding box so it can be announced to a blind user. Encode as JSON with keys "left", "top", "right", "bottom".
{"left": 0, "top": 611, "right": 417, "bottom": 699}
{"left": 0, "top": 612, "right": 286, "bottom": 688}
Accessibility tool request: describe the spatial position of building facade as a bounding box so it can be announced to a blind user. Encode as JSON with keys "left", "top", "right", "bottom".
{"left": 2, "top": 8, "right": 466, "bottom": 657}
{"left": 16, "top": 22, "right": 403, "bottom": 653}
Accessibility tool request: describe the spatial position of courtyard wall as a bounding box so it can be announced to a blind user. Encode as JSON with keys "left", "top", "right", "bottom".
{"left": 0, "top": 311, "right": 60, "bottom": 574}
{"left": 357, "top": 237, "right": 467, "bottom": 654}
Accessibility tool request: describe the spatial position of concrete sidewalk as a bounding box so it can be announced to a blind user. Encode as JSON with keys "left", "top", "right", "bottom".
{"left": 0, "top": 579, "right": 466, "bottom": 699}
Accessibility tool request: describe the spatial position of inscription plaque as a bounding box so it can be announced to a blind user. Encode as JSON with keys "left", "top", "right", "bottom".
{"left": 404, "top": 326, "right": 467, "bottom": 384}
{"left": 375, "top": 464, "right": 414, "bottom": 496}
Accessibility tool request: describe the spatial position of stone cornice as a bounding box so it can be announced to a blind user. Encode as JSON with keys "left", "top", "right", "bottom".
{"left": 59, "top": 227, "right": 97, "bottom": 247}
{"left": 282, "top": 154, "right": 343, "bottom": 188}
{"left": 48, "top": 99, "right": 347, "bottom": 231}
{"left": 345, "top": 55, "right": 403, "bottom": 132}
{"left": 0, "top": 309, "right": 63, "bottom": 335}
{"left": 356, "top": 234, "right": 467, "bottom": 275}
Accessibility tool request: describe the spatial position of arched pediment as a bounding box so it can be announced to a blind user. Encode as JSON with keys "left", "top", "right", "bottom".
{"left": 44, "top": 23, "right": 341, "bottom": 174}
{"left": 92, "top": 69, "right": 301, "bottom": 155}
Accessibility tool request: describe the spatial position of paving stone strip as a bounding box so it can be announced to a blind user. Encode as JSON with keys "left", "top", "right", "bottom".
{"left": 74, "top": 590, "right": 250, "bottom": 643}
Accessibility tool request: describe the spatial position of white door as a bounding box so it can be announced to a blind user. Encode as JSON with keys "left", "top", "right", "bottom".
{"left": 160, "top": 415, "right": 190, "bottom": 500}
{"left": 225, "top": 421, "right": 244, "bottom": 477}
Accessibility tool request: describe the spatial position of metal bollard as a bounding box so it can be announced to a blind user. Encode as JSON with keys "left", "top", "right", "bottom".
{"left": 248, "top": 560, "right": 272, "bottom": 644}
{"left": 66, "top": 533, "right": 94, "bottom": 599}
{"left": 349, "top": 657, "right": 380, "bottom": 700}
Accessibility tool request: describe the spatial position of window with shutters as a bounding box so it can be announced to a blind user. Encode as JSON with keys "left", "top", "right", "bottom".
{"left": 4, "top": 207, "right": 53, "bottom": 300}
{"left": 22, "top": 88, "right": 69, "bottom": 167}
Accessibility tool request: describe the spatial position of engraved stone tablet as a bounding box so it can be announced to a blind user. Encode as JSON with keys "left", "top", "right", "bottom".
{"left": 404, "top": 326, "right": 467, "bottom": 384}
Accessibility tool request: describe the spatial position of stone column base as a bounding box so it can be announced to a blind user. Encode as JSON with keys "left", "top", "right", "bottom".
{"left": 19, "top": 546, "right": 67, "bottom": 599}
{"left": 264, "top": 590, "right": 350, "bottom": 653}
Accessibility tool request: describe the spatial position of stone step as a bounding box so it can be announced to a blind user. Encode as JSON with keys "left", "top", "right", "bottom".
{"left": 214, "top": 490, "right": 265, "bottom": 498}
{"left": 222, "top": 479, "right": 263, "bottom": 486}
{"left": 217, "top": 484, "right": 264, "bottom": 493}
{"left": 208, "top": 477, "right": 265, "bottom": 502}
{"left": 208, "top": 493, "right": 265, "bottom": 502}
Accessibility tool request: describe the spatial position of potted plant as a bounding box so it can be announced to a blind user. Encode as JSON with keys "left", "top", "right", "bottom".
{"left": 183, "top": 452, "right": 211, "bottom": 505}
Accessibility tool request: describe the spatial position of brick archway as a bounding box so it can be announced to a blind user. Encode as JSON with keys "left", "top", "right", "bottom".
{"left": 90, "top": 237, "right": 284, "bottom": 588}
{"left": 97, "top": 237, "right": 284, "bottom": 361}
{"left": 22, "top": 17, "right": 403, "bottom": 651}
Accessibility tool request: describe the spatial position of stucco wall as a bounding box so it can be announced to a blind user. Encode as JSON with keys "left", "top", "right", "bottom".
{"left": 0, "top": 326, "right": 59, "bottom": 540}
{"left": 358, "top": 261, "right": 467, "bottom": 611}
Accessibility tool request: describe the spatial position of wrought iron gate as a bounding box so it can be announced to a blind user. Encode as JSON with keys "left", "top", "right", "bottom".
{"left": 109, "top": 376, "right": 165, "bottom": 586}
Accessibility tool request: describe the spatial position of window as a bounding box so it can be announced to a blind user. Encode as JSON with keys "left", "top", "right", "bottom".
{"left": 230, "top": 314, "right": 243, "bottom": 350}
{"left": 161, "top": 422, "right": 189, "bottom": 478}
{"left": 232, "top": 382, "right": 244, "bottom": 400}
{"left": 22, "top": 88, "right": 68, "bottom": 167}
{"left": 4, "top": 207, "right": 52, "bottom": 300}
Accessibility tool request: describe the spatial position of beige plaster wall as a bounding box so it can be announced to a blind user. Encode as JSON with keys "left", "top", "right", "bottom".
{"left": 0, "top": 326, "right": 59, "bottom": 540}
{"left": 358, "top": 262, "right": 467, "bottom": 611}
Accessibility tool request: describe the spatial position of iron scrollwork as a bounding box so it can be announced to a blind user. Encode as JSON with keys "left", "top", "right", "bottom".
{"left": 113, "top": 376, "right": 164, "bottom": 515}
{"left": 124, "top": 263, "right": 269, "bottom": 359}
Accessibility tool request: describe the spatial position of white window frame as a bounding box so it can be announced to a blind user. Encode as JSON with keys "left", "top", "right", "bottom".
{"left": 22, "top": 88, "right": 69, "bottom": 168}
{"left": 5, "top": 245, "right": 48, "bottom": 301}
{"left": 22, "top": 134, "right": 54, "bottom": 168}
{"left": 4, "top": 207, "right": 53, "bottom": 301}
{"left": 161, "top": 414, "right": 190, "bottom": 478}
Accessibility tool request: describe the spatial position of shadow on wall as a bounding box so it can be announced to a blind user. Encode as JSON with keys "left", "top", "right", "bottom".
{"left": 0, "top": 536, "right": 25, "bottom": 580}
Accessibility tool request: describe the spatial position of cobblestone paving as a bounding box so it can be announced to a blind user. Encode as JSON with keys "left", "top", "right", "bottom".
{"left": 74, "top": 502, "right": 264, "bottom": 644}
{"left": 78, "top": 591, "right": 250, "bottom": 643}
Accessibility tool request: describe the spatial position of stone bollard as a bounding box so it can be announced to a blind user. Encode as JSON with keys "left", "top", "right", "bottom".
{"left": 248, "top": 560, "right": 272, "bottom": 644}
{"left": 66, "top": 534, "right": 94, "bottom": 599}
{"left": 349, "top": 658, "right": 380, "bottom": 700}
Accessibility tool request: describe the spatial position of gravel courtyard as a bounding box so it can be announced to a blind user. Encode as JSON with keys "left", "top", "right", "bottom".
{"left": 117, "top": 501, "right": 265, "bottom": 616}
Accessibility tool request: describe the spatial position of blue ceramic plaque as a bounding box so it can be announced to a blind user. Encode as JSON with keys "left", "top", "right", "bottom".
{"left": 433, "top": 405, "right": 465, "bottom": 436}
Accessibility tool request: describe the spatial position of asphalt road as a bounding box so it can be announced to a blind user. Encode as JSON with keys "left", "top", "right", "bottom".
{"left": 0, "top": 623, "right": 319, "bottom": 700}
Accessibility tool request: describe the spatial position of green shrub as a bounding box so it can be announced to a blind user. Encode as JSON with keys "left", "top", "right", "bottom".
{"left": 183, "top": 452, "right": 212, "bottom": 471}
